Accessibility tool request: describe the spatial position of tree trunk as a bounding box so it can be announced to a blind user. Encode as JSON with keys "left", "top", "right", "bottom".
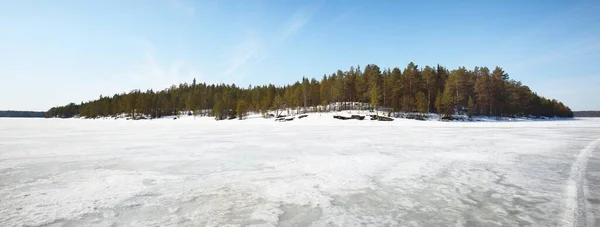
{"left": 427, "top": 91, "right": 431, "bottom": 113}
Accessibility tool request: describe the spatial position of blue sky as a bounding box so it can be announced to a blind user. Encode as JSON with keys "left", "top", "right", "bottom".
{"left": 1, "top": 0, "right": 599, "bottom": 111}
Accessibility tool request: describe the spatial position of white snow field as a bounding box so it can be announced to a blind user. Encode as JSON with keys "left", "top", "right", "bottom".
{"left": 2, "top": 115, "right": 600, "bottom": 227}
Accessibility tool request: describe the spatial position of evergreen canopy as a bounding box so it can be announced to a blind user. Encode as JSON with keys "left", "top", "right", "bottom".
{"left": 47, "top": 63, "right": 573, "bottom": 119}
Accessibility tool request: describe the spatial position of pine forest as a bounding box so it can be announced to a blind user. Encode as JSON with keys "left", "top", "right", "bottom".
{"left": 46, "top": 63, "right": 573, "bottom": 120}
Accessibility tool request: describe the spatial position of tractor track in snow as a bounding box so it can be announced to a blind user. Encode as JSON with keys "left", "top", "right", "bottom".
{"left": 562, "top": 136, "right": 600, "bottom": 227}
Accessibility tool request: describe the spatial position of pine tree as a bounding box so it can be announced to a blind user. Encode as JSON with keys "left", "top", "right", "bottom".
{"left": 365, "top": 64, "right": 381, "bottom": 112}
{"left": 185, "top": 92, "right": 195, "bottom": 115}
{"left": 490, "top": 67, "right": 508, "bottom": 116}
{"left": 236, "top": 100, "right": 247, "bottom": 120}
{"left": 435, "top": 91, "right": 443, "bottom": 114}
{"left": 370, "top": 83, "right": 379, "bottom": 113}
{"left": 213, "top": 96, "right": 225, "bottom": 120}
{"left": 344, "top": 66, "right": 357, "bottom": 108}
{"left": 416, "top": 92, "right": 427, "bottom": 113}
{"left": 273, "top": 95, "right": 284, "bottom": 117}
{"left": 442, "top": 90, "right": 454, "bottom": 117}
{"left": 467, "top": 96, "right": 475, "bottom": 118}
{"left": 333, "top": 71, "right": 344, "bottom": 108}
{"left": 400, "top": 62, "right": 421, "bottom": 112}
{"left": 390, "top": 67, "right": 402, "bottom": 111}
{"left": 422, "top": 66, "right": 437, "bottom": 112}
{"left": 301, "top": 77, "right": 309, "bottom": 113}
{"left": 474, "top": 67, "right": 490, "bottom": 115}
{"left": 355, "top": 66, "right": 368, "bottom": 105}
{"left": 310, "top": 78, "right": 320, "bottom": 109}
{"left": 320, "top": 75, "right": 330, "bottom": 109}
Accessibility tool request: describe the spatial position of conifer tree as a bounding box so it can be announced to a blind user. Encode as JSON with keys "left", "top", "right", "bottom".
{"left": 467, "top": 96, "right": 475, "bottom": 118}
{"left": 236, "top": 100, "right": 247, "bottom": 120}
{"left": 435, "top": 91, "right": 443, "bottom": 114}
{"left": 416, "top": 92, "right": 427, "bottom": 113}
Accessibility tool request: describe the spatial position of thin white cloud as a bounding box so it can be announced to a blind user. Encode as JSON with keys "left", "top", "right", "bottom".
{"left": 222, "top": 33, "right": 265, "bottom": 79}
{"left": 221, "top": 3, "right": 321, "bottom": 82}
{"left": 281, "top": 3, "right": 321, "bottom": 41}
{"left": 123, "top": 39, "right": 202, "bottom": 91}
{"left": 282, "top": 12, "right": 310, "bottom": 40}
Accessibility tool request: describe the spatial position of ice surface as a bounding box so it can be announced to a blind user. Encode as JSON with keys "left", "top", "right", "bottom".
{"left": 1, "top": 115, "right": 600, "bottom": 227}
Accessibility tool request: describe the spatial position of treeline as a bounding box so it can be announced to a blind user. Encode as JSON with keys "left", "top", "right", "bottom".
{"left": 47, "top": 63, "right": 573, "bottom": 119}
{"left": 0, "top": 110, "right": 46, "bottom": 118}
{"left": 573, "top": 111, "right": 600, "bottom": 117}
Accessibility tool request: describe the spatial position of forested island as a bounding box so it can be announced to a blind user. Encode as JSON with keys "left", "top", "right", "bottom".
{"left": 47, "top": 63, "right": 573, "bottom": 120}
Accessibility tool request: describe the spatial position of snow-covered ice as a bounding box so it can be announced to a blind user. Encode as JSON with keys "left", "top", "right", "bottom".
{"left": 1, "top": 115, "right": 600, "bottom": 227}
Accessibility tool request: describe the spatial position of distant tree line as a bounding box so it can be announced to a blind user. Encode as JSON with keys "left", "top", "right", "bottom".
{"left": 47, "top": 63, "right": 573, "bottom": 119}
{"left": 0, "top": 110, "right": 46, "bottom": 118}
{"left": 573, "top": 111, "right": 600, "bottom": 117}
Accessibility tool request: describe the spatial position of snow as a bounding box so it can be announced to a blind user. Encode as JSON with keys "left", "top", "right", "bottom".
{"left": 1, "top": 116, "right": 600, "bottom": 227}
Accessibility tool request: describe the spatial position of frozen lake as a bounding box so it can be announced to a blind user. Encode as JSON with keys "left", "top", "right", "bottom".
{"left": 1, "top": 116, "right": 600, "bottom": 227}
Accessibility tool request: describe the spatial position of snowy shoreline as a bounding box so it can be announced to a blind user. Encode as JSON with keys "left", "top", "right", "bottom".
{"left": 45, "top": 110, "right": 577, "bottom": 123}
